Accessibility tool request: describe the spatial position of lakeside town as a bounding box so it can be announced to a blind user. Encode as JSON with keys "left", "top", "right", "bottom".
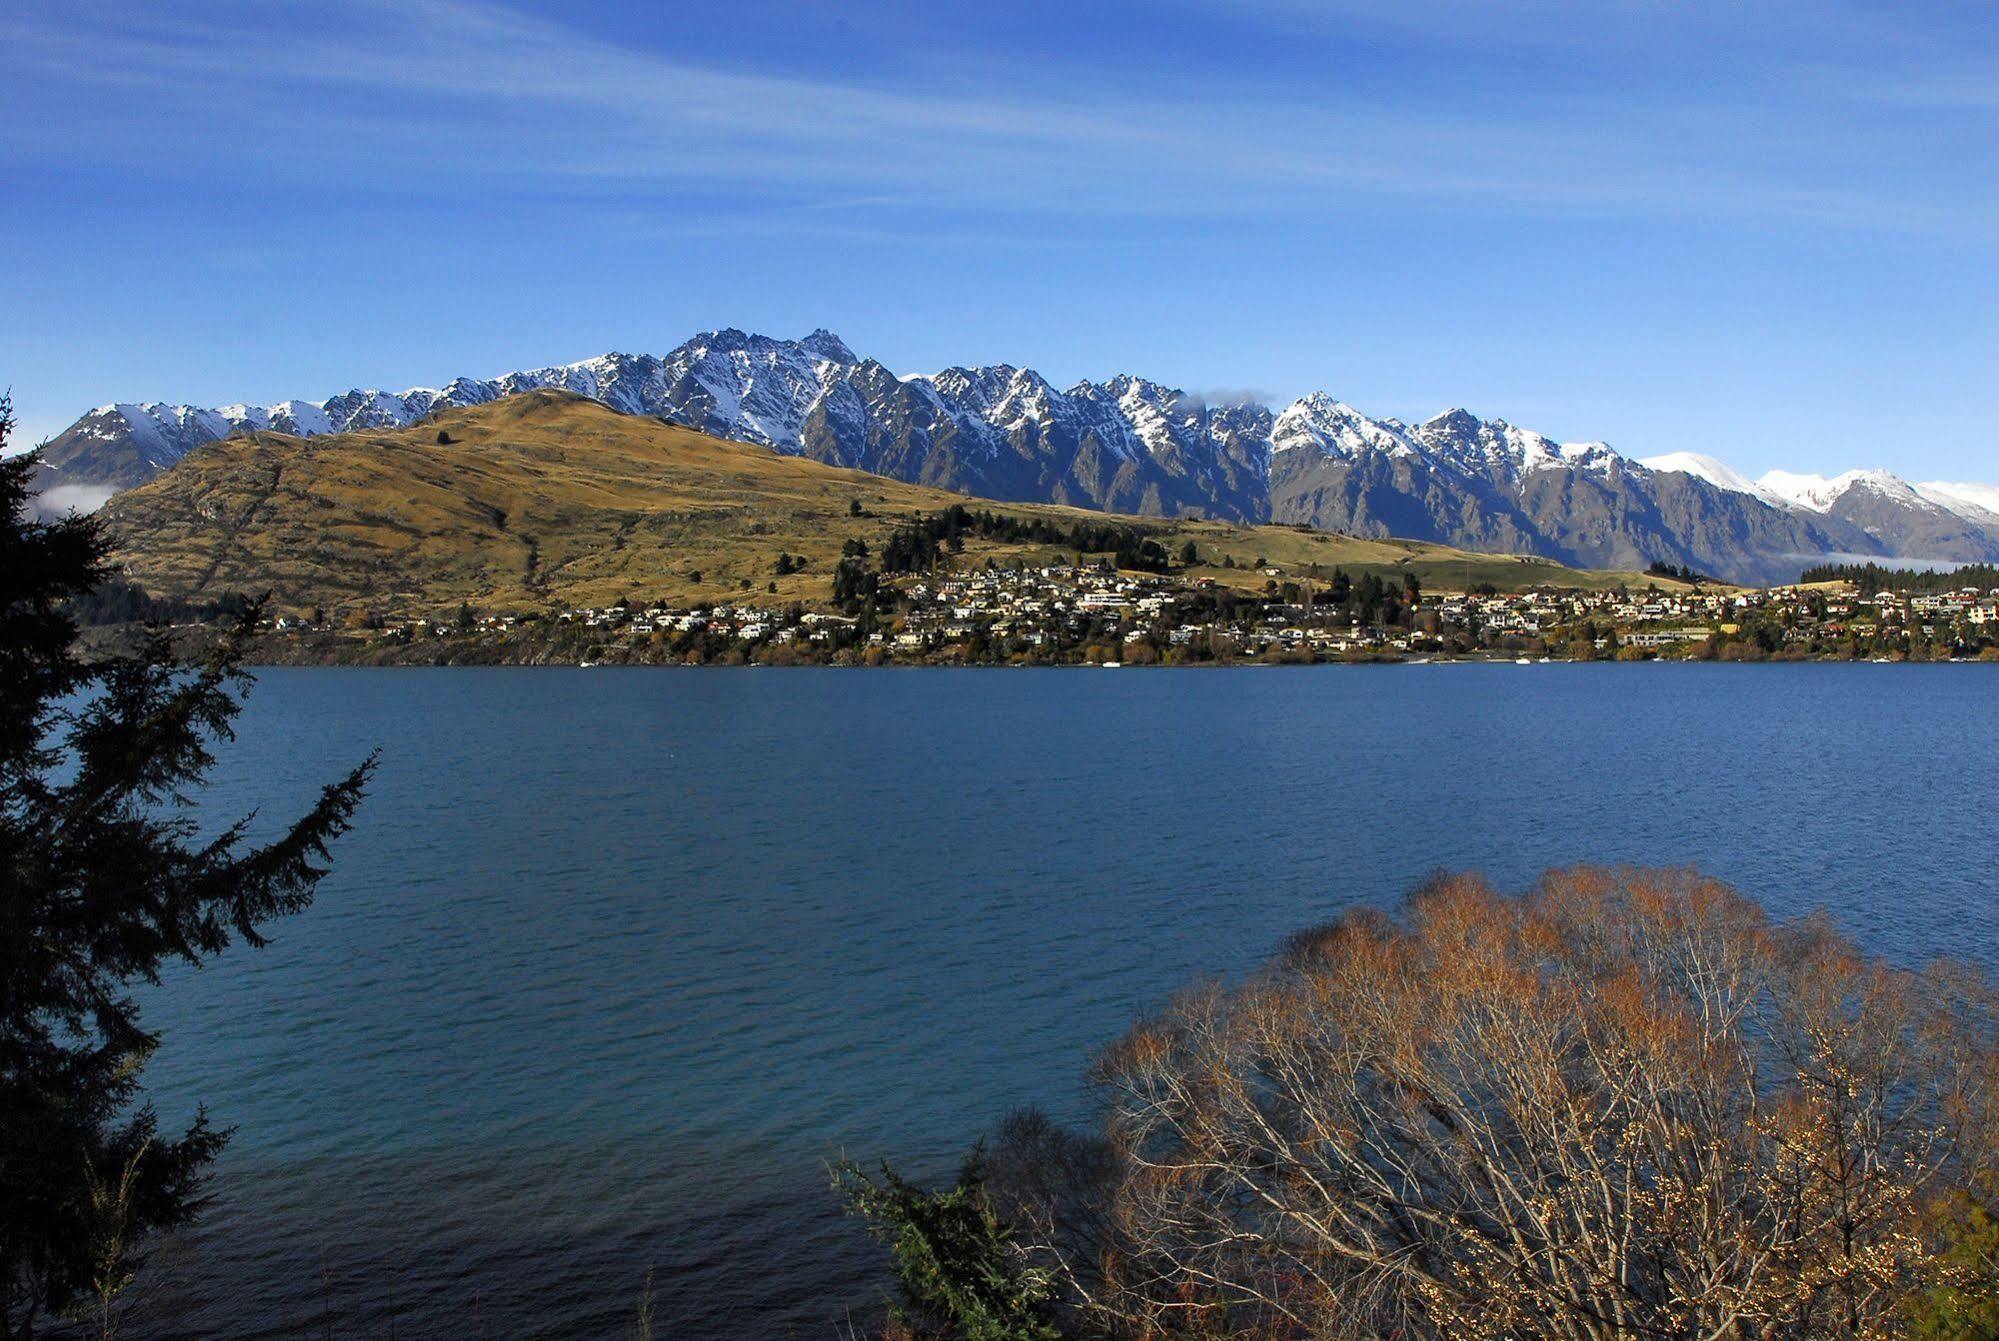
{"left": 247, "top": 555, "right": 1999, "bottom": 666}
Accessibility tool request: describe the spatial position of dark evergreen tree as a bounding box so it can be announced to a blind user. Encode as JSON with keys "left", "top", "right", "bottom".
{"left": 62, "top": 578, "right": 250, "bottom": 630}
{"left": 1797, "top": 561, "right": 1999, "bottom": 594}
{"left": 834, "top": 1151, "right": 1059, "bottom": 1341}
{"left": 831, "top": 558, "right": 880, "bottom": 611}
{"left": 0, "top": 395, "right": 373, "bottom": 1337}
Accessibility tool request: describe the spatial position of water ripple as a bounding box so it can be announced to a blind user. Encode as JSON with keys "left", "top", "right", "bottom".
{"left": 122, "top": 666, "right": 1999, "bottom": 1339}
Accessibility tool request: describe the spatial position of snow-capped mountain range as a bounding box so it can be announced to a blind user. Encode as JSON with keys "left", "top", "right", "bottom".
{"left": 1643, "top": 452, "right": 1999, "bottom": 526}
{"left": 34, "top": 328, "right": 1999, "bottom": 585}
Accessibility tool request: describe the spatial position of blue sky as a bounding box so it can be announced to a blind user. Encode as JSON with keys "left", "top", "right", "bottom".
{"left": 2, "top": 0, "right": 1993, "bottom": 479}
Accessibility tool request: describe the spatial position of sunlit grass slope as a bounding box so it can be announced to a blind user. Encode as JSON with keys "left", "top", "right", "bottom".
{"left": 103, "top": 392, "right": 1673, "bottom": 619}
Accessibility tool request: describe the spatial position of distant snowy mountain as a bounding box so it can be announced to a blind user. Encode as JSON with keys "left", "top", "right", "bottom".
{"left": 1638, "top": 452, "right": 1786, "bottom": 507}
{"left": 34, "top": 329, "right": 1999, "bottom": 585}
{"left": 1644, "top": 464, "right": 1999, "bottom": 573}
{"left": 1682, "top": 465, "right": 1999, "bottom": 533}
{"left": 1753, "top": 469, "right": 1919, "bottom": 515}
{"left": 1916, "top": 481, "right": 1999, "bottom": 527}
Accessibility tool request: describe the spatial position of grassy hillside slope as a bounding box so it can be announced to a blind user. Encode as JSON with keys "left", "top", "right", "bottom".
{"left": 101, "top": 392, "right": 1669, "bottom": 619}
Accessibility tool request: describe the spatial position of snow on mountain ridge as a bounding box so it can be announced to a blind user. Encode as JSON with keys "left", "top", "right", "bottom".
{"left": 61, "top": 332, "right": 1995, "bottom": 539}
{"left": 1750, "top": 467, "right": 1950, "bottom": 517}
{"left": 1916, "top": 482, "right": 1999, "bottom": 527}
{"left": 1271, "top": 393, "right": 1419, "bottom": 460}
{"left": 1640, "top": 451, "right": 1785, "bottom": 505}
{"left": 1756, "top": 470, "right": 1841, "bottom": 512}
{"left": 1407, "top": 409, "right": 1625, "bottom": 481}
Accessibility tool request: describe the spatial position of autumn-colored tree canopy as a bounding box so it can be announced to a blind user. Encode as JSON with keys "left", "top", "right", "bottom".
{"left": 860, "top": 867, "right": 1999, "bottom": 1341}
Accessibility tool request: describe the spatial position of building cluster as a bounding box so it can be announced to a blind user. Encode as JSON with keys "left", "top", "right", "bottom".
{"left": 553, "top": 602, "right": 860, "bottom": 646}
{"left": 271, "top": 568, "right": 1999, "bottom": 663}
{"left": 540, "top": 570, "right": 1999, "bottom": 660}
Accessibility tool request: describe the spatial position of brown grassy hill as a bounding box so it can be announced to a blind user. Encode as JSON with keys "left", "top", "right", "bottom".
{"left": 100, "top": 391, "right": 1669, "bottom": 619}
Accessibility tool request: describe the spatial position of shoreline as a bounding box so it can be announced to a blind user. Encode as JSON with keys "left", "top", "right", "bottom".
{"left": 85, "top": 620, "right": 1999, "bottom": 671}
{"left": 229, "top": 653, "right": 1998, "bottom": 670}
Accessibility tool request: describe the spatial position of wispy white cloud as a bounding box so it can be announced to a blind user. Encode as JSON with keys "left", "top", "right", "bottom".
{"left": 29, "top": 483, "right": 119, "bottom": 517}
{"left": 3, "top": 0, "right": 1989, "bottom": 237}
{"left": 1190, "top": 387, "right": 1279, "bottom": 409}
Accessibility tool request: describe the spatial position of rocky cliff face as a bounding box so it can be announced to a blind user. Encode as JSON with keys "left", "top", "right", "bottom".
{"left": 1262, "top": 404, "right": 1900, "bottom": 584}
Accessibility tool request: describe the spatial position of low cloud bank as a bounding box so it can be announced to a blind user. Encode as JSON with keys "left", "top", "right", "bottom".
{"left": 1788, "top": 551, "right": 1972, "bottom": 574}
{"left": 31, "top": 484, "right": 120, "bottom": 518}
{"left": 1190, "top": 387, "right": 1277, "bottom": 409}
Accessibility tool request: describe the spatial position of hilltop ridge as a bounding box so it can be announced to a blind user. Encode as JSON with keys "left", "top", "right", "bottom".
{"left": 43, "top": 329, "right": 1999, "bottom": 585}
{"left": 98, "top": 391, "right": 1657, "bottom": 623}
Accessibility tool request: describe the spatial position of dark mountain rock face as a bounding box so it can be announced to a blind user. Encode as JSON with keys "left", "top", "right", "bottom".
{"left": 1262, "top": 406, "right": 1911, "bottom": 585}
{"left": 1820, "top": 477, "right": 1999, "bottom": 566}
{"left": 36, "top": 330, "right": 1999, "bottom": 584}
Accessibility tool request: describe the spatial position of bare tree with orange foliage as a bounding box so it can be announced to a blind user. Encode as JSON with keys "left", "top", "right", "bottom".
{"left": 987, "top": 867, "right": 1999, "bottom": 1341}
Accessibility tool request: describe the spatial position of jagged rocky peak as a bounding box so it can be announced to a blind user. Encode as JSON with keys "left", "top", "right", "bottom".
{"left": 988, "top": 367, "right": 1057, "bottom": 421}
{"left": 1422, "top": 407, "right": 1484, "bottom": 436}
{"left": 915, "top": 364, "right": 1024, "bottom": 412}
{"left": 681, "top": 327, "right": 755, "bottom": 356}
{"left": 796, "top": 328, "right": 858, "bottom": 363}
{"left": 1078, "top": 375, "right": 1193, "bottom": 427}
{"left": 672, "top": 326, "right": 854, "bottom": 366}
{"left": 1556, "top": 441, "right": 1623, "bottom": 472}
{"left": 1405, "top": 408, "right": 1620, "bottom": 477}
{"left": 1413, "top": 408, "right": 1520, "bottom": 467}
{"left": 1272, "top": 394, "right": 1416, "bottom": 460}
{"left": 1293, "top": 393, "right": 1384, "bottom": 428}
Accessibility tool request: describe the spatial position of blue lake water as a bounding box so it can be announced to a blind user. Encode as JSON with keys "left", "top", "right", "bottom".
{"left": 128, "top": 665, "right": 1998, "bottom": 1339}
